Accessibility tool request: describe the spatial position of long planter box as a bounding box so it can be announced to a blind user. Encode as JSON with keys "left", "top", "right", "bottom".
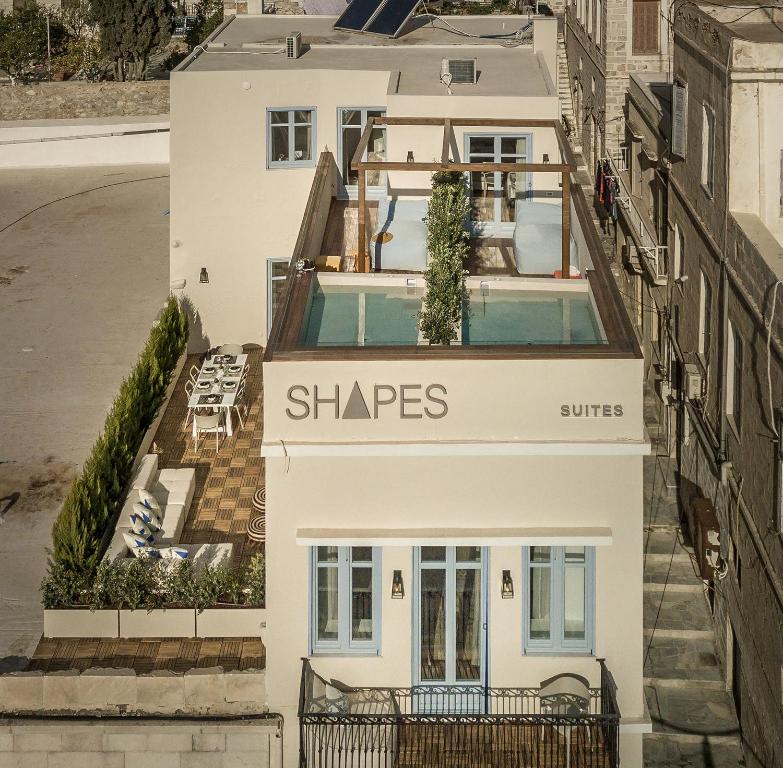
{"left": 44, "top": 609, "right": 119, "bottom": 638}
{"left": 196, "top": 608, "right": 266, "bottom": 638}
{"left": 119, "top": 609, "right": 196, "bottom": 638}
{"left": 43, "top": 606, "right": 264, "bottom": 639}
{"left": 134, "top": 350, "right": 186, "bottom": 465}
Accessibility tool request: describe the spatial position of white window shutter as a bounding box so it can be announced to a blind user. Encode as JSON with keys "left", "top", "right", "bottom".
{"left": 672, "top": 81, "right": 688, "bottom": 159}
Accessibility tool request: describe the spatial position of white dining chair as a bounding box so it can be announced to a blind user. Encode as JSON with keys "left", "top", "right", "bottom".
{"left": 232, "top": 380, "right": 249, "bottom": 429}
{"left": 188, "top": 364, "right": 200, "bottom": 383}
{"left": 193, "top": 411, "right": 226, "bottom": 452}
{"left": 183, "top": 380, "right": 195, "bottom": 429}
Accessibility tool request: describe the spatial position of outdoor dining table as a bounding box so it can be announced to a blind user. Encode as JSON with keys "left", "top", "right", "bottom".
{"left": 187, "top": 353, "right": 248, "bottom": 437}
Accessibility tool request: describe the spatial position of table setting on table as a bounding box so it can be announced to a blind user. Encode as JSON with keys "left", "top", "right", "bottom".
{"left": 187, "top": 354, "right": 248, "bottom": 436}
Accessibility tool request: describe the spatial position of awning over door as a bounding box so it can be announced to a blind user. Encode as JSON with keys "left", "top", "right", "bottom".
{"left": 296, "top": 527, "right": 613, "bottom": 546}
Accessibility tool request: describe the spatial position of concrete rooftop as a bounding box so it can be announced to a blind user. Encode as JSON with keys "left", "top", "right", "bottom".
{"left": 180, "top": 15, "right": 553, "bottom": 97}
{"left": 697, "top": 1, "right": 783, "bottom": 42}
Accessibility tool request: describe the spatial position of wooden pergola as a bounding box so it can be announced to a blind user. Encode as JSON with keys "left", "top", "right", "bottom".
{"left": 350, "top": 117, "right": 577, "bottom": 276}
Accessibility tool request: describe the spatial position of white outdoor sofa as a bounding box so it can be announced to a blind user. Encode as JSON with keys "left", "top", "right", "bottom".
{"left": 104, "top": 454, "right": 233, "bottom": 566}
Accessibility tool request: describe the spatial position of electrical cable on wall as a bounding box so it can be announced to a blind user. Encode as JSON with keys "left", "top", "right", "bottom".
{"left": 765, "top": 281, "right": 782, "bottom": 437}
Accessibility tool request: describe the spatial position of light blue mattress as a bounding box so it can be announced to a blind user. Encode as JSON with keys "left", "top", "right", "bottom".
{"left": 372, "top": 198, "right": 428, "bottom": 272}
{"left": 513, "top": 202, "right": 578, "bottom": 276}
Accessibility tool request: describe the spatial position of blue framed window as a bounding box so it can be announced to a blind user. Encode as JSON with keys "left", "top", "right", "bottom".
{"left": 523, "top": 546, "right": 595, "bottom": 654}
{"left": 311, "top": 546, "right": 380, "bottom": 654}
{"left": 267, "top": 108, "right": 316, "bottom": 168}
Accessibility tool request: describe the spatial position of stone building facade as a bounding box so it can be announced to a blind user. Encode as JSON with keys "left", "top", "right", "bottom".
{"left": 563, "top": 0, "right": 672, "bottom": 171}
{"left": 649, "top": 5, "right": 783, "bottom": 767}
{"left": 576, "top": 2, "right": 783, "bottom": 763}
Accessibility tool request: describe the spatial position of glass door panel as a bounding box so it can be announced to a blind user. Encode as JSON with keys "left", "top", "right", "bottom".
{"left": 416, "top": 547, "right": 486, "bottom": 689}
{"left": 455, "top": 568, "right": 481, "bottom": 681}
{"left": 467, "top": 134, "right": 529, "bottom": 231}
{"left": 339, "top": 107, "right": 386, "bottom": 190}
{"left": 420, "top": 568, "right": 446, "bottom": 682}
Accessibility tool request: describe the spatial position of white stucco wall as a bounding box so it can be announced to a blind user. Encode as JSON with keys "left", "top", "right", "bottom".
{"left": 0, "top": 118, "right": 169, "bottom": 168}
{"left": 262, "top": 354, "right": 647, "bottom": 766}
{"left": 728, "top": 41, "right": 783, "bottom": 246}
{"left": 168, "top": 64, "right": 562, "bottom": 350}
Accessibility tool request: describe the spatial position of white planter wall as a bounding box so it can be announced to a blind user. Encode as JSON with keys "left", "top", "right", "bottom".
{"left": 119, "top": 609, "right": 196, "bottom": 638}
{"left": 43, "top": 610, "right": 119, "bottom": 639}
{"left": 196, "top": 609, "right": 267, "bottom": 638}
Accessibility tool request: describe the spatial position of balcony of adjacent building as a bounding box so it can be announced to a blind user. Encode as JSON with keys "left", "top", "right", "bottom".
{"left": 299, "top": 657, "right": 621, "bottom": 768}
{"left": 602, "top": 114, "right": 670, "bottom": 288}
{"left": 265, "top": 117, "right": 639, "bottom": 361}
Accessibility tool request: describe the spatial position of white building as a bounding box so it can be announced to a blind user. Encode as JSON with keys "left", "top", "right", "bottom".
{"left": 170, "top": 12, "right": 650, "bottom": 767}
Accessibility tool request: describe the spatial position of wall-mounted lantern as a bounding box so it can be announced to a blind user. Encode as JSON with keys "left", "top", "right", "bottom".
{"left": 200, "top": 267, "right": 209, "bottom": 284}
{"left": 406, "top": 151, "right": 414, "bottom": 163}
{"left": 542, "top": 153, "right": 550, "bottom": 164}
{"left": 501, "top": 570, "right": 514, "bottom": 599}
{"left": 391, "top": 570, "right": 404, "bottom": 599}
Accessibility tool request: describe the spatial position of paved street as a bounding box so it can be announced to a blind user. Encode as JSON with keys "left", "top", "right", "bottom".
{"left": 642, "top": 393, "right": 745, "bottom": 767}
{"left": 0, "top": 165, "right": 170, "bottom": 670}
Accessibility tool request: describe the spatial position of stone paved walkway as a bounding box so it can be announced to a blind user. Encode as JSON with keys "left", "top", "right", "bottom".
{"left": 642, "top": 389, "right": 745, "bottom": 767}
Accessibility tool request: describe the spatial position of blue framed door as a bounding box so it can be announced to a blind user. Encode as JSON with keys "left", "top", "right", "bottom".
{"left": 464, "top": 134, "right": 531, "bottom": 236}
{"left": 413, "top": 546, "right": 488, "bottom": 706}
{"left": 337, "top": 107, "right": 386, "bottom": 199}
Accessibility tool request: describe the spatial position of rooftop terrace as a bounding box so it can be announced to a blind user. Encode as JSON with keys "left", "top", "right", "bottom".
{"left": 266, "top": 117, "right": 638, "bottom": 361}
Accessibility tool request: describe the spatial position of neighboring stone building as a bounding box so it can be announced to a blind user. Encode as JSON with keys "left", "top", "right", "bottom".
{"left": 563, "top": 0, "right": 672, "bottom": 170}
{"left": 662, "top": 5, "right": 783, "bottom": 767}
{"left": 610, "top": 72, "right": 671, "bottom": 381}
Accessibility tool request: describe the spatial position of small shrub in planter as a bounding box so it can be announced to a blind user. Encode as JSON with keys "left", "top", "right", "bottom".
{"left": 244, "top": 553, "right": 266, "bottom": 608}
{"left": 42, "top": 554, "right": 266, "bottom": 611}
{"left": 419, "top": 171, "right": 470, "bottom": 345}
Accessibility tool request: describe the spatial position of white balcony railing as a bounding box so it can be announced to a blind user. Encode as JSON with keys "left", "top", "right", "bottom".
{"left": 605, "top": 152, "right": 668, "bottom": 286}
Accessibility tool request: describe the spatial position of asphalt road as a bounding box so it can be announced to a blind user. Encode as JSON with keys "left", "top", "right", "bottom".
{"left": 0, "top": 164, "right": 170, "bottom": 670}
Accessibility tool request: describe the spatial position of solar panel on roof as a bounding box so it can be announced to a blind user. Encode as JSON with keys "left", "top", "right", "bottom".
{"left": 363, "top": 0, "right": 420, "bottom": 37}
{"left": 334, "top": 0, "right": 385, "bottom": 32}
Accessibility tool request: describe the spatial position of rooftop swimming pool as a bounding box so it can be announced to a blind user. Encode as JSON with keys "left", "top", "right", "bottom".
{"left": 301, "top": 283, "right": 422, "bottom": 347}
{"left": 300, "top": 278, "right": 606, "bottom": 347}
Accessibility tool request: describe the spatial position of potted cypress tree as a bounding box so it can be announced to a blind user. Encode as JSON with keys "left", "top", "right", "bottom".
{"left": 419, "top": 171, "right": 470, "bottom": 345}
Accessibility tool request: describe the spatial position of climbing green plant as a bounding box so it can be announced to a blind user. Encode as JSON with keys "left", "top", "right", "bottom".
{"left": 419, "top": 171, "right": 470, "bottom": 345}
{"left": 47, "top": 296, "right": 188, "bottom": 588}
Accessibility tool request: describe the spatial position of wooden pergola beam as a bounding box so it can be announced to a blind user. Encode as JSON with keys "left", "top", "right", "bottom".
{"left": 356, "top": 161, "right": 574, "bottom": 173}
{"left": 441, "top": 119, "right": 451, "bottom": 166}
{"left": 348, "top": 116, "right": 576, "bottom": 277}
{"left": 351, "top": 117, "right": 376, "bottom": 174}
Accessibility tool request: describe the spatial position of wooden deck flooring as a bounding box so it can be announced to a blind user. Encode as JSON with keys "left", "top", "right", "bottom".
{"left": 28, "top": 637, "right": 265, "bottom": 673}
{"left": 152, "top": 347, "right": 266, "bottom": 570}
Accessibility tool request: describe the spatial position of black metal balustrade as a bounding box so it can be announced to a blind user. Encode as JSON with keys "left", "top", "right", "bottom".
{"left": 299, "top": 659, "right": 621, "bottom": 768}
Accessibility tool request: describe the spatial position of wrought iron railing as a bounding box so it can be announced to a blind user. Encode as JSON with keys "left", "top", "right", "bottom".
{"left": 299, "top": 659, "right": 621, "bottom": 768}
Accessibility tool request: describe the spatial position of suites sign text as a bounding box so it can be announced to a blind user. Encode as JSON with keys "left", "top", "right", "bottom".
{"left": 286, "top": 382, "right": 448, "bottom": 420}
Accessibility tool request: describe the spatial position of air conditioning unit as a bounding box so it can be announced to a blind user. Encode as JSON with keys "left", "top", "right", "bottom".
{"left": 683, "top": 360, "right": 705, "bottom": 400}
{"left": 441, "top": 58, "right": 477, "bottom": 84}
{"left": 286, "top": 31, "right": 302, "bottom": 59}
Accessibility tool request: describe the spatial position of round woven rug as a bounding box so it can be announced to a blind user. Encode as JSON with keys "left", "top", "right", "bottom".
{"left": 252, "top": 487, "right": 266, "bottom": 513}
{"left": 247, "top": 516, "right": 266, "bottom": 542}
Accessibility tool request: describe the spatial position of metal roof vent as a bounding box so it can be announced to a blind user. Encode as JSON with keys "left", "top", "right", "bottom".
{"left": 441, "top": 58, "right": 477, "bottom": 85}
{"left": 286, "top": 31, "right": 302, "bottom": 59}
